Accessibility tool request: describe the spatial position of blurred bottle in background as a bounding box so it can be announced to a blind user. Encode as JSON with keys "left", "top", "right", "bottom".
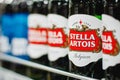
{"left": 9, "top": 1, "right": 30, "bottom": 76}
{"left": 12, "top": 1, "right": 29, "bottom": 60}
{"left": 47, "top": 0, "right": 69, "bottom": 80}
{"left": 1, "top": 4, "right": 14, "bottom": 70}
{"left": 27, "top": 0, "right": 49, "bottom": 80}
{"left": 102, "top": 0, "right": 120, "bottom": 80}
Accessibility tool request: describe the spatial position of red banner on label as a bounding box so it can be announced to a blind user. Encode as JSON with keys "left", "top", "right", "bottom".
{"left": 28, "top": 28, "right": 48, "bottom": 45}
{"left": 48, "top": 28, "right": 68, "bottom": 47}
{"left": 102, "top": 31, "right": 120, "bottom": 55}
{"left": 69, "top": 29, "right": 101, "bottom": 52}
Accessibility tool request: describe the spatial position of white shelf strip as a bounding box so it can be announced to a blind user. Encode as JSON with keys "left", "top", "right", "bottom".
{"left": 0, "top": 53, "right": 97, "bottom": 80}
{"left": 0, "top": 67, "right": 33, "bottom": 80}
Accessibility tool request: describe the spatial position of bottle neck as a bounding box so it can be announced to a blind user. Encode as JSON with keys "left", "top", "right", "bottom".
{"left": 104, "top": 0, "right": 116, "bottom": 17}
{"left": 70, "top": 0, "right": 89, "bottom": 15}
{"left": 50, "top": 0, "right": 69, "bottom": 18}
{"left": 31, "top": 1, "right": 42, "bottom": 13}
{"left": 4, "top": 4, "right": 13, "bottom": 14}
{"left": 42, "top": 0, "right": 48, "bottom": 15}
{"left": 95, "top": 0, "right": 104, "bottom": 19}
{"left": 18, "top": 2, "right": 29, "bottom": 13}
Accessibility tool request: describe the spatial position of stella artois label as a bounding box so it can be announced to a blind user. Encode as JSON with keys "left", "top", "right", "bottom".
{"left": 27, "top": 14, "right": 48, "bottom": 59}
{"left": 70, "top": 30, "right": 101, "bottom": 52}
{"left": 68, "top": 14, "right": 102, "bottom": 67}
{"left": 28, "top": 28, "right": 48, "bottom": 45}
{"left": 48, "top": 28, "right": 68, "bottom": 47}
{"left": 102, "top": 14, "right": 120, "bottom": 70}
{"left": 48, "top": 14, "right": 68, "bottom": 61}
{"left": 102, "top": 31, "right": 119, "bottom": 55}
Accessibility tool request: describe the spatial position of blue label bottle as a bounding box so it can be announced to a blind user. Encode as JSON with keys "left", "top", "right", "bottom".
{"left": 11, "top": 2, "right": 30, "bottom": 76}
{"left": 1, "top": 4, "right": 14, "bottom": 70}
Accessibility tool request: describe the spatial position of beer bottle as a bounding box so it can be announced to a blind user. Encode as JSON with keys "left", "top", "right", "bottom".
{"left": 87, "top": 0, "right": 105, "bottom": 79}
{"left": 102, "top": 0, "right": 120, "bottom": 80}
{"left": 10, "top": 1, "right": 30, "bottom": 76}
{"left": 69, "top": 0, "right": 89, "bottom": 79}
{"left": 48, "top": 0, "right": 69, "bottom": 80}
{"left": 1, "top": 4, "right": 14, "bottom": 70}
{"left": 69, "top": 0, "right": 103, "bottom": 79}
{"left": 27, "top": 1, "right": 49, "bottom": 80}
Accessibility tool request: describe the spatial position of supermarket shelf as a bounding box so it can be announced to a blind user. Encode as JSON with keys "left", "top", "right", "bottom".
{"left": 0, "top": 53, "right": 96, "bottom": 80}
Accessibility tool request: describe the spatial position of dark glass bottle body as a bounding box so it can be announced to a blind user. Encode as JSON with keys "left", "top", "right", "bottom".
{"left": 11, "top": 2, "right": 30, "bottom": 76}
{"left": 28, "top": 1, "right": 49, "bottom": 80}
{"left": 1, "top": 4, "right": 14, "bottom": 70}
{"left": 69, "top": 0, "right": 90, "bottom": 80}
{"left": 69, "top": 0, "right": 105, "bottom": 79}
{"left": 1, "top": 2, "right": 30, "bottom": 76}
{"left": 103, "top": 0, "right": 120, "bottom": 80}
{"left": 49, "top": 0, "right": 69, "bottom": 80}
{"left": 88, "top": 0, "right": 105, "bottom": 79}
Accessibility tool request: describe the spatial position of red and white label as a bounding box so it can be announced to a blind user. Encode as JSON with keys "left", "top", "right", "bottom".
{"left": 102, "top": 31, "right": 119, "bottom": 55}
{"left": 68, "top": 14, "right": 102, "bottom": 67}
{"left": 27, "top": 14, "right": 48, "bottom": 59}
{"left": 69, "top": 29, "right": 101, "bottom": 52}
{"left": 28, "top": 28, "right": 48, "bottom": 45}
{"left": 48, "top": 28, "right": 68, "bottom": 47}
{"left": 47, "top": 14, "right": 68, "bottom": 61}
{"left": 102, "top": 14, "right": 120, "bottom": 70}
